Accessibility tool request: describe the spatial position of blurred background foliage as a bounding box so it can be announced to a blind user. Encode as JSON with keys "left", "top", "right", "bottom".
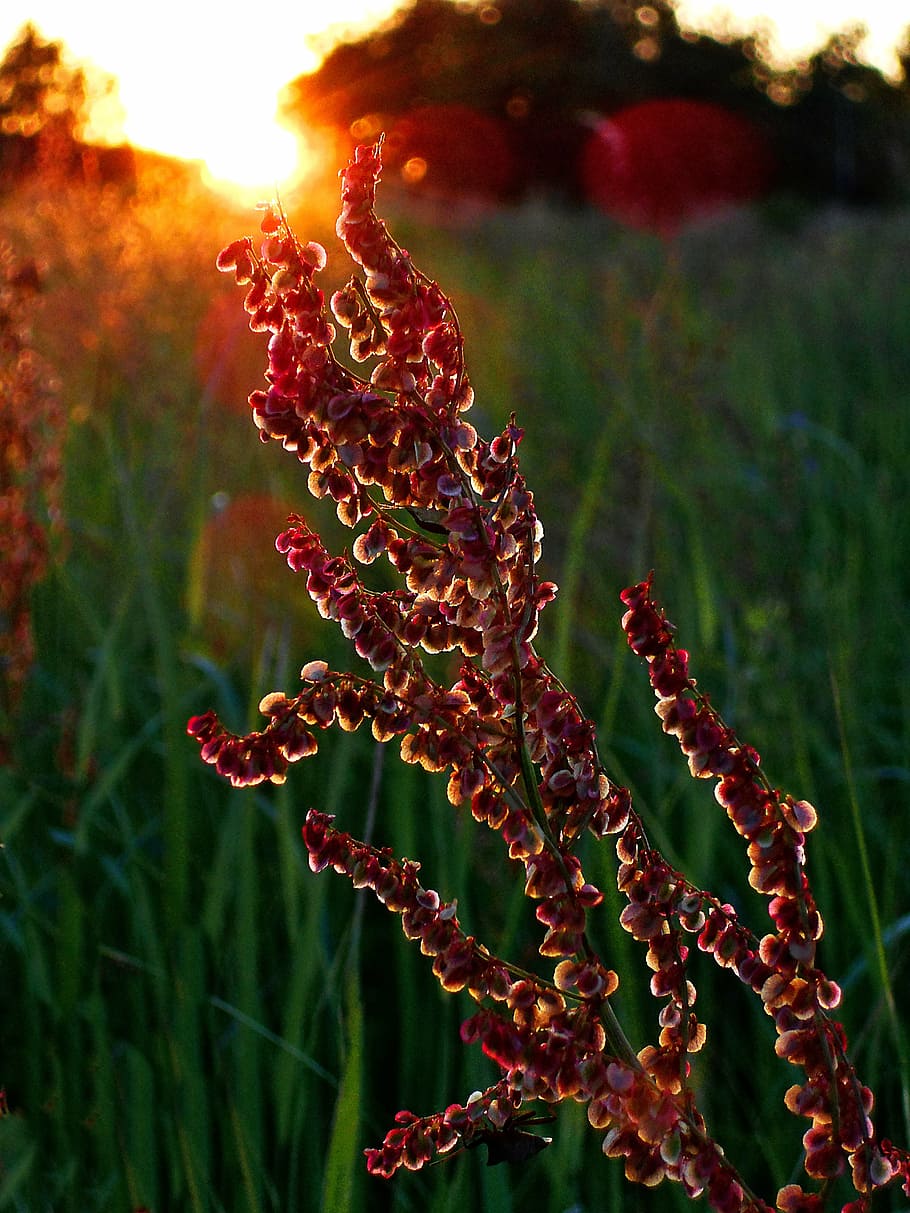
{"left": 1, "top": 6, "right": 909, "bottom": 1212}
{"left": 286, "top": 0, "right": 910, "bottom": 211}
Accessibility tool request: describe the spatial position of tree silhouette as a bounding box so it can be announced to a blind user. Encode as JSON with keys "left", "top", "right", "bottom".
{"left": 0, "top": 23, "right": 87, "bottom": 138}
{"left": 282, "top": 0, "right": 910, "bottom": 213}
{"left": 0, "top": 24, "right": 87, "bottom": 181}
{"left": 0, "top": 23, "right": 133, "bottom": 191}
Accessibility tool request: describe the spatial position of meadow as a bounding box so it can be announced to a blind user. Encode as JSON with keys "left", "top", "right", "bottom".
{"left": 1, "top": 156, "right": 909, "bottom": 1212}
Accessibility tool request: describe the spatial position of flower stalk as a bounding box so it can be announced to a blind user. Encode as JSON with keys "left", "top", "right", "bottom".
{"left": 188, "top": 141, "right": 910, "bottom": 1211}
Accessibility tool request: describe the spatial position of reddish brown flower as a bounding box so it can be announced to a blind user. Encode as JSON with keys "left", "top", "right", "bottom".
{"left": 186, "top": 141, "right": 910, "bottom": 1212}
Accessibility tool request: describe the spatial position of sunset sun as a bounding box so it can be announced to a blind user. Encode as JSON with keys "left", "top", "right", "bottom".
{"left": 198, "top": 117, "right": 303, "bottom": 199}
{"left": 72, "top": 20, "right": 333, "bottom": 202}
{"left": 0, "top": 0, "right": 401, "bottom": 199}
{"left": 112, "top": 80, "right": 315, "bottom": 202}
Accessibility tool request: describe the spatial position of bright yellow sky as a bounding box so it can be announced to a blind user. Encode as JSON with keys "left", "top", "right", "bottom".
{"left": 1, "top": 1, "right": 907, "bottom": 197}
{"left": 673, "top": 1, "right": 906, "bottom": 74}
{"left": 0, "top": 1, "right": 399, "bottom": 196}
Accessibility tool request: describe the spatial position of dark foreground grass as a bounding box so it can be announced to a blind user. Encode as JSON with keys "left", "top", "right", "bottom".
{"left": 1, "top": 171, "right": 909, "bottom": 1211}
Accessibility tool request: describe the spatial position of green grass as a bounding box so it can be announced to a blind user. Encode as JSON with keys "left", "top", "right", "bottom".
{"left": 1, "top": 171, "right": 909, "bottom": 1210}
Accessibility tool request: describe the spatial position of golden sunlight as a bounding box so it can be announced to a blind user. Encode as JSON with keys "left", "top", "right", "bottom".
{"left": 88, "top": 42, "right": 321, "bottom": 202}
{"left": 0, "top": 0, "right": 401, "bottom": 198}
{"left": 200, "top": 121, "right": 304, "bottom": 203}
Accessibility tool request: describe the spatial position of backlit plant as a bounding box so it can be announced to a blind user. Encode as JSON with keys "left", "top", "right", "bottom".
{"left": 0, "top": 244, "right": 61, "bottom": 761}
{"left": 188, "top": 141, "right": 910, "bottom": 1212}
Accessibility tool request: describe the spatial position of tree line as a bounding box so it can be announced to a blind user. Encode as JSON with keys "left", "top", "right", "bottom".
{"left": 283, "top": 0, "right": 910, "bottom": 212}
{"left": 0, "top": 25, "right": 134, "bottom": 193}
{"left": 3, "top": 6, "right": 909, "bottom": 216}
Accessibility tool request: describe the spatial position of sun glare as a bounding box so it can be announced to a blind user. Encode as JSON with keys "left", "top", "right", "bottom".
{"left": 194, "top": 109, "right": 310, "bottom": 203}
{"left": 0, "top": 1, "right": 362, "bottom": 201}
{"left": 93, "top": 49, "right": 321, "bottom": 202}
{"left": 200, "top": 124, "right": 303, "bottom": 202}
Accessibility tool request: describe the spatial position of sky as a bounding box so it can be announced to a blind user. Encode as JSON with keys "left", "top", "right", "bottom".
{"left": 0, "top": 0, "right": 399, "bottom": 194}
{"left": 1, "top": 1, "right": 908, "bottom": 196}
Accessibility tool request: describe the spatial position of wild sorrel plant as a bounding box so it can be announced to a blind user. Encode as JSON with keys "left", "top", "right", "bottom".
{"left": 0, "top": 244, "right": 61, "bottom": 761}
{"left": 188, "top": 141, "right": 910, "bottom": 1211}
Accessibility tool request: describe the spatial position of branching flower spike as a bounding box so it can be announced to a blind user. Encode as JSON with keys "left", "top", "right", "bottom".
{"left": 189, "top": 141, "right": 910, "bottom": 1212}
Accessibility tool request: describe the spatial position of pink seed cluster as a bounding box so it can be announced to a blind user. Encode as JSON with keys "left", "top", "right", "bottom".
{"left": 188, "top": 142, "right": 910, "bottom": 1211}
{"left": 620, "top": 576, "right": 906, "bottom": 1203}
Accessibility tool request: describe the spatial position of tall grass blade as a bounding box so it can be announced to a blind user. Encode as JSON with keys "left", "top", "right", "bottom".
{"left": 320, "top": 968, "right": 364, "bottom": 1213}
{"left": 831, "top": 668, "right": 910, "bottom": 1141}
